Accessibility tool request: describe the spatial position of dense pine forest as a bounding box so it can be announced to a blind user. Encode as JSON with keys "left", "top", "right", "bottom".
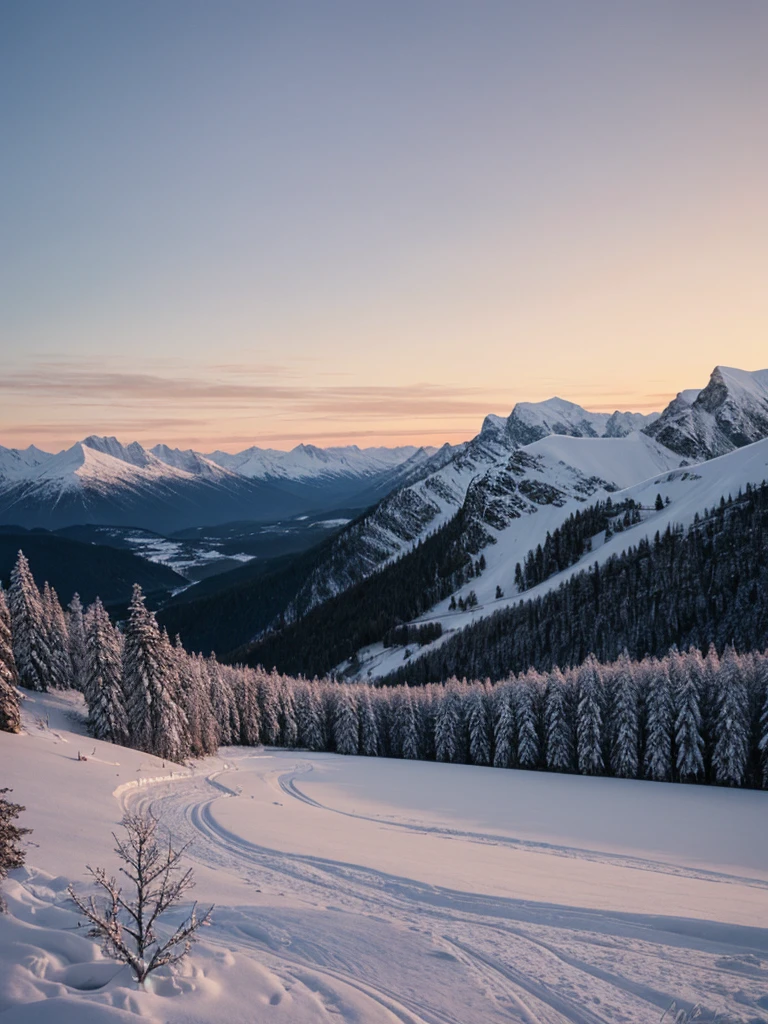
{"left": 2, "top": 549, "right": 767, "bottom": 790}
{"left": 384, "top": 483, "right": 768, "bottom": 686}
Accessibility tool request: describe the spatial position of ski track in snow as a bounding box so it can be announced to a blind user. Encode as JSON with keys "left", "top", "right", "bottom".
{"left": 116, "top": 757, "right": 768, "bottom": 1024}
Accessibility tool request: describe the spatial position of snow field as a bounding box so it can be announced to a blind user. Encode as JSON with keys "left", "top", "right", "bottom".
{"left": 2, "top": 690, "right": 768, "bottom": 1023}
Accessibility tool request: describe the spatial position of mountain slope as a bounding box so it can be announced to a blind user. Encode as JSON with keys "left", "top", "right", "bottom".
{"left": 0, "top": 530, "right": 186, "bottom": 604}
{"left": 644, "top": 366, "right": 768, "bottom": 460}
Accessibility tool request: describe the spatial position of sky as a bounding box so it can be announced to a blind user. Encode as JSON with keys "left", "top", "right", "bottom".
{"left": 1, "top": 0, "right": 767, "bottom": 453}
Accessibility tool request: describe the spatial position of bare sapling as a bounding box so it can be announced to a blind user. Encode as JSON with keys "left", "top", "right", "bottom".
{"left": 68, "top": 810, "right": 213, "bottom": 986}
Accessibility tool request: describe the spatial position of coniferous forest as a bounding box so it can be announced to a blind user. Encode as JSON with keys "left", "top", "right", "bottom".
{"left": 2, "top": 548, "right": 767, "bottom": 790}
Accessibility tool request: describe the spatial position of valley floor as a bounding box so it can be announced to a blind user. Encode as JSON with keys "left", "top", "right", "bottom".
{"left": 1, "top": 691, "right": 767, "bottom": 1024}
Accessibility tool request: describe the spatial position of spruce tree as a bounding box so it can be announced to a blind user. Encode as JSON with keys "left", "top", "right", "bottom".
{"left": 332, "top": 686, "right": 359, "bottom": 755}
{"left": 295, "top": 680, "right": 324, "bottom": 751}
{"left": 760, "top": 667, "right": 768, "bottom": 789}
{"left": 42, "top": 583, "right": 72, "bottom": 690}
{"left": 232, "top": 669, "right": 260, "bottom": 746}
{"left": 516, "top": 672, "right": 541, "bottom": 769}
{"left": 278, "top": 678, "right": 299, "bottom": 748}
{"left": 8, "top": 551, "right": 48, "bottom": 691}
{"left": 358, "top": 686, "right": 380, "bottom": 757}
{"left": 643, "top": 659, "right": 674, "bottom": 782}
{"left": 493, "top": 683, "right": 516, "bottom": 768}
{"left": 67, "top": 594, "right": 87, "bottom": 692}
{"left": 257, "top": 671, "right": 281, "bottom": 746}
{"left": 712, "top": 646, "right": 749, "bottom": 786}
{"left": 84, "top": 598, "right": 128, "bottom": 746}
{"left": 576, "top": 655, "right": 603, "bottom": 775}
{"left": 122, "top": 585, "right": 189, "bottom": 762}
{"left": 673, "top": 650, "right": 704, "bottom": 783}
{"left": 610, "top": 653, "right": 639, "bottom": 779}
{"left": 207, "top": 657, "right": 239, "bottom": 746}
{"left": 395, "top": 684, "right": 419, "bottom": 760}
{"left": 467, "top": 684, "right": 491, "bottom": 766}
{"left": 0, "top": 587, "right": 21, "bottom": 734}
{"left": 544, "top": 668, "right": 572, "bottom": 772}
{"left": 434, "top": 679, "right": 462, "bottom": 763}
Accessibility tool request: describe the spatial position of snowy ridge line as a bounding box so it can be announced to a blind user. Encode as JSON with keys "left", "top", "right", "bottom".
{"left": 278, "top": 769, "right": 768, "bottom": 891}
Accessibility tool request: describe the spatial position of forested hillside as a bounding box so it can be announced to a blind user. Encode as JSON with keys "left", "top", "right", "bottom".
{"left": 384, "top": 482, "right": 768, "bottom": 685}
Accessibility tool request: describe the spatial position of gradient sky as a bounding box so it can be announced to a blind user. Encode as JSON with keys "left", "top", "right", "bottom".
{"left": 2, "top": 1, "right": 767, "bottom": 452}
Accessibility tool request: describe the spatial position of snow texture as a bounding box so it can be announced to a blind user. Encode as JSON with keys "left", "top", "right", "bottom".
{"left": 1, "top": 689, "right": 768, "bottom": 1023}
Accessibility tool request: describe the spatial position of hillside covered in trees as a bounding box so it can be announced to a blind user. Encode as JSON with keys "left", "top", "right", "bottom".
{"left": 2, "top": 550, "right": 768, "bottom": 791}
{"left": 383, "top": 482, "right": 768, "bottom": 686}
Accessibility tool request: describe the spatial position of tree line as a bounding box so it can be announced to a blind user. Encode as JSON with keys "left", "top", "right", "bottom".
{"left": 1, "top": 549, "right": 767, "bottom": 789}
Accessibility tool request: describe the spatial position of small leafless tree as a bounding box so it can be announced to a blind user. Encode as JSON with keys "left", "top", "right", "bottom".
{"left": 68, "top": 811, "right": 213, "bottom": 986}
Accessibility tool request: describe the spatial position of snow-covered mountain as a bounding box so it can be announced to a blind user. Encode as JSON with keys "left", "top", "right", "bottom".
{"left": 644, "top": 366, "right": 768, "bottom": 461}
{"left": 0, "top": 437, "right": 438, "bottom": 532}
{"left": 504, "top": 397, "right": 658, "bottom": 445}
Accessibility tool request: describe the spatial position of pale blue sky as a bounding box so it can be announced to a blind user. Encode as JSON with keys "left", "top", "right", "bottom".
{"left": 2, "top": 1, "right": 767, "bottom": 450}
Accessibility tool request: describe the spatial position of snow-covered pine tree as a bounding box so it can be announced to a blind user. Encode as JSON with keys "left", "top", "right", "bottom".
{"left": 42, "top": 583, "right": 72, "bottom": 690}
{"left": 122, "top": 585, "right": 189, "bottom": 762}
{"left": 175, "top": 648, "right": 218, "bottom": 756}
{"left": 516, "top": 671, "right": 541, "bottom": 769}
{"left": 395, "top": 683, "right": 419, "bottom": 760}
{"left": 0, "top": 586, "right": 21, "bottom": 733}
{"left": 232, "top": 668, "right": 261, "bottom": 746}
{"left": 701, "top": 643, "right": 720, "bottom": 778}
{"left": 544, "top": 667, "right": 573, "bottom": 772}
{"left": 493, "top": 682, "right": 516, "bottom": 768}
{"left": 672, "top": 649, "right": 704, "bottom": 783}
{"left": 760, "top": 658, "right": 768, "bottom": 789}
{"left": 294, "top": 680, "right": 324, "bottom": 751}
{"left": 357, "top": 685, "right": 380, "bottom": 757}
{"left": 434, "top": 678, "right": 462, "bottom": 763}
{"left": 712, "top": 645, "right": 749, "bottom": 786}
{"left": 84, "top": 598, "right": 128, "bottom": 746}
{"left": 257, "top": 670, "right": 281, "bottom": 746}
{"left": 576, "top": 654, "right": 604, "bottom": 775}
{"left": 206, "top": 656, "right": 239, "bottom": 746}
{"left": 610, "top": 652, "right": 639, "bottom": 779}
{"left": 278, "top": 677, "right": 299, "bottom": 748}
{"left": 332, "top": 685, "right": 359, "bottom": 755}
{"left": 643, "top": 658, "right": 674, "bottom": 781}
{"left": 8, "top": 551, "right": 48, "bottom": 691}
{"left": 67, "top": 594, "right": 87, "bottom": 692}
{"left": 467, "top": 683, "right": 491, "bottom": 766}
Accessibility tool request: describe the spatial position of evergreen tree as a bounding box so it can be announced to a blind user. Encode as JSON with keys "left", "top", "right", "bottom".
{"left": 84, "top": 598, "right": 128, "bottom": 746}
{"left": 8, "top": 551, "right": 48, "bottom": 691}
{"left": 122, "top": 585, "right": 189, "bottom": 762}
{"left": 610, "top": 653, "right": 639, "bottom": 779}
{"left": 516, "top": 672, "right": 541, "bottom": 769}
{"left": 358, "top": 685, "right": 380, "bottom": 756}
{"left": 760, "top": 666, "right": 768, "bottom": 789}
{"left": 0, "top": 587, "right": 21, "bottom": 734}
{"left": 493, "top": 683, "right": 516, "bottom": 768}
{"left": 396, "top": 684, "right": 419, "bottom": 759}
{"left": 207, "top": 656, "right": 239, "bottom": 746}
{"left": 673, "top": 650, "right": 704, "bottom": 783}
{"left": 176, "top": 648, "right": 218, "bottom": 756}
{"left": 332, "top": 685, "right": 359, "bottom": 755}
{"left": 232, "top": 669, "right": 261, "bottom": 746}
{"left": 42, "top": 583, "right": 72, "bottom": 690}
{"left": 576, "top": 655, "right": 603, "bottom": 775}
{"left": 712, "top": 646, "right": 749, "bottom": 786}
{"left": 434, "top": 679, "right": 462, "bottom": 763}
{"left": 278, "top": 678, "right": 299, "bottom": 748}
{"left": 257, "top": 671, "right": 281, "bottom": 746}
{"left": 295, "top": 680, "right": 324, "bottom": 751}
{"left": 67, "top": 594, "right": 87, "bottom": 692}
{"left": 466, "top": 684, "right": 491, "bottom": 766}
{"left": 544, "top": 668, "right": 573, "bottom": 772}
{"left": 644, "top": 659, "right": 674, "bottom": 782}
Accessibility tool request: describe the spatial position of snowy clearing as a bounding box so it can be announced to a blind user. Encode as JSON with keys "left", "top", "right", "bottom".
{"left": 1, "top": 690, "right": 767, "bottom": 1023}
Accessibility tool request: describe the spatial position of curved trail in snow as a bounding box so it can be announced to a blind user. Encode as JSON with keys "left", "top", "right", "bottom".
{"left": 118, "top": 755, "right": 768, "bottom": 1024}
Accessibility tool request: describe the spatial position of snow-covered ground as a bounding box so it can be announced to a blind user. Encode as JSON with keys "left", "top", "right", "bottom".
{"left": 2, "top": 690, "right": 767, "bottom": 1023}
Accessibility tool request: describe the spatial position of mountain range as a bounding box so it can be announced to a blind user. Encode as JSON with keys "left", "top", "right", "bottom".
{"left": 4, "top": 363, "right": 768, "bottom": 680}
{"left": 0, "top": 437, "right": 434, "bottom": 532}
